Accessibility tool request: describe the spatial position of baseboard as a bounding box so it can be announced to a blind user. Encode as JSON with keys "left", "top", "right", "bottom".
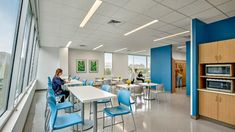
{"left": 199, "top": 116, "right": 235, "bottom": 129}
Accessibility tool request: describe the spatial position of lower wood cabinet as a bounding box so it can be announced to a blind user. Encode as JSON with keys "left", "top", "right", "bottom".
{"left": 199, "top": 90, "right": 235, "bottom": 125}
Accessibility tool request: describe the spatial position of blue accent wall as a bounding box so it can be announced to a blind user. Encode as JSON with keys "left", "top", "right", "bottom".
{"left": 151, "top": 45, "right": 172, "bottom": 92}
{"left": 191, "top": 16, "right": 235, "bottom": 117}
{"left": 186, "top": 41, "right": 190, "bottom": 96}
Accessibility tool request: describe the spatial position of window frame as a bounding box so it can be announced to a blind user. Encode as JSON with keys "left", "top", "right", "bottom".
{"left": 104, "top": 52, "right": 113, "bottom": 76}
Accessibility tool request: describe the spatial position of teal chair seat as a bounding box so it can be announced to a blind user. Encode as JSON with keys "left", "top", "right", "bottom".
{"left": 103, "top": 105, "right": 130, "bottom": 117}
{"left": 97, "top": 99, "right": 111, "bottom": 104}
{"left": 56, "top": 101, "right": 73, "bottom": 110}
{"left": 53, "top": 113, "right": 82, "bottom": 130}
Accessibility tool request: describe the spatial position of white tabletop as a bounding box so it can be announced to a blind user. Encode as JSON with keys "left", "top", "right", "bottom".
{"left": 139, "top": 82, "right": 159, "bottom": 87}
{"left": 113, "top": 78, "right": 122, "bottom": 81}
{"left": 64, "top": 79, "right": 83, "bottom": 86}
{"left": 116, "top": 84, "right": 139, "bottom": 89}
{"left": 68, "top": 86, "right": 116, "bottom": 103}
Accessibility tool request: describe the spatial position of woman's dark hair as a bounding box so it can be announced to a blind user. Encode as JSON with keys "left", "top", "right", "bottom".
{"left": 55, "top": 68, "right": 63, "bottom": 77}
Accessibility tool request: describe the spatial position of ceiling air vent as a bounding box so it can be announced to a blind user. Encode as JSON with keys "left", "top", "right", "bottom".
{"left": 80, "top": 45, "right": 87, "bottom": 47}
{"left": 108, "top": 19, "right": 121, "bottom": 24}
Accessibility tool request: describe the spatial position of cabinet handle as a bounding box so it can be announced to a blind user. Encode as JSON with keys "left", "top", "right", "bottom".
{"left": 215, "top": 55, "right": 218, "bottom": 61}
{"left": 219, "top": 55, "right": 222, "bottom": 60}
{"left": 220, "top": 96, "right": 222, "bottom": 102}
{"left": 216, "top": 96, "right": 218, "bottom": 102}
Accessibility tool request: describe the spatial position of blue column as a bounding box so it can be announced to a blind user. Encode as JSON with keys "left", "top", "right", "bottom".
{"left": 186, "top": 41, "right": 190, "bottom": 96}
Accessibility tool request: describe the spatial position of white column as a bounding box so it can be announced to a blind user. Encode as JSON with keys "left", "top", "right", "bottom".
{"left": 59, "top": 48, "right": 69, "bottom": 76}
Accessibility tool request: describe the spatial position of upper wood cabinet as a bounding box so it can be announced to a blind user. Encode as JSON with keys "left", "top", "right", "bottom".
{"left": 218, "top": 39, "right": 235, "bottom": 63}
{"left": 199, "top": 42, "right": 218, "bottom": 64}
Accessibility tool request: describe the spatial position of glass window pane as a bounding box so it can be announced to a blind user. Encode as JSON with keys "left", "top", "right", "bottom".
{"left": 128, "top": 55, "right": 134, "bottom": 71}
{"left": 15, "top": 6, "right": 32, "bottom": 99}
{"left": 0, "top": 0, "right": 21, "bottom": 115}
{"left": 133, "top": 56, "right": 147, "bottom": 74}
{"left": 104, "top": 53, "right": 112, "bottom": 75}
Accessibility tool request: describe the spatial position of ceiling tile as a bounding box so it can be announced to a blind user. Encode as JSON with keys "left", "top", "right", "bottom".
{"left": 142, "top": 3, "right": 173, "bottom": 19}
{"left": 178, "top": 0, "right": 212, "bottom": 16}
{"left": 226, "top": 10, "right": 235, "bottom": 17}
{"left": 207, "top": 0, "right": 232, "bottom": 6}
{"left": 217, "top": 0, "right": 235, "bottom": 13}
{"left": 161, "top": 0, "right": 197, "bottom": 10}
{"left": 192, "top": 7, "right": 223, "bottom": 22}
{"left": 203, "top": 14, "right": 228, "bottom": 23}
{"left": 172, "top": 17, "right": 191, "bottom": 27}
{"left": 95, "top": 2, "right": 120, "bottom": 17}
{"left": 124, "top": 0, "right": 156, "bottom": 13}
{"left": 128, "top": 14, "right": 155, "bottom": 25}
{"left": 112, "top": 8, "right": 139, "bottom": 23}
{"left": 160, "top": 12, "right": 186, "bottom": 23}
{"left": 102, "top": 0, "right": 130, "bottom": 7}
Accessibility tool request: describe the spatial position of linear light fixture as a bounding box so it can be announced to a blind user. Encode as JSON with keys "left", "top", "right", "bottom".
{"left": 132, "top": 50, "right": 146, "bottom": 54}
{"left": 80, "top": 0, "right": 102, "bottom": 28}
{"left": 124, "top": 20, "right": 158, "bottom": 36}
{"left": 66, "top": 41, "right": 72, "bottom": 48}
{"left": 178, "top": 45, "right": 186, "bottom": 49}
{"left": 114, "top": 48, "right": 127, "bottom": 52}
{"left": 153, "top": 31, "right": 190, "bottom": 42}
{"left": 93, "top": 44, "right": 103, "bottom": 50}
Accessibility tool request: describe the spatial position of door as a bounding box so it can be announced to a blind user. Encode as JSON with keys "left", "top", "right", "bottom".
{"left": 199, "top": 42, "right": 218, "bottom": 63}
{"left": 199, "top": 91, "right": 218, "bottom": 120}
{"left": 217, "top": 39, "right": 235, "bottom": 63}
{"left": 218, "top": 94, "right": 235, "bottom": 125}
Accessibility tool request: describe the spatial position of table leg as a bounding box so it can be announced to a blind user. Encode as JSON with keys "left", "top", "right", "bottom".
{"left": 144, "top": 86, "right": 155, "bottom": 100}
{"left": 93, "top": 101, "right": 98, "bottom": 132}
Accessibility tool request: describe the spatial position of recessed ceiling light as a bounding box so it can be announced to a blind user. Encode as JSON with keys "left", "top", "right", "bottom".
{"left": 80, "top": 0, "right": 102, "bottom": 28}
{"left": 132, "top": 50, "right": 146, "bottom": 54}
{"left": 153, "top": 31, "right": 190, "bottom": 42}
{"left": 93, "top": 44, "right": 103, "bottom": 50}
{"left": 66, "top": 41, "right": 72, "bottom": 48}
{"left": 178, "top": 45, "right": 186, "bottom": 49}
{"left": 124, "top": 20, "right": 158, "bottom": 36}
{"left": 113, "top": 48, "right": 127, "bottom": 52}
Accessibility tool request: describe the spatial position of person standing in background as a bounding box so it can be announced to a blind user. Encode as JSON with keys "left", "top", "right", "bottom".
{"left": 137, "top": 71, "right": 145, "bottom": 83}
{"left": 52, "top": 68, "right": 70, "bottom": 103}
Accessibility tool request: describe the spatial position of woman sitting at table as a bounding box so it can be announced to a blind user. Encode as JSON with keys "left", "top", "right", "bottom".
{"left": 52, "top": 68, "right": 70, "bottom": 103}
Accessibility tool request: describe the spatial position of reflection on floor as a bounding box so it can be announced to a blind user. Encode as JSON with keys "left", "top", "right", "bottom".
{"left": 23, "top": 90, "right": 235, "bottom": 132}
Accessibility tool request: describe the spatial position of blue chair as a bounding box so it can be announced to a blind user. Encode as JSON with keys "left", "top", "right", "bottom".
{"left": 46, "top": 96, "right": 83, "bottom": 132}
{"left": 82, "top": 79, "right": 87, "bottom": 86}
{"left": 89, "top": 85, "right": 113, "bottom": 119}
{"left": 103, "top": 90, "right": 137, "bottom": 131}
{"left": 72, "top": 76, "right": 80, "bottom": 80}
{"left": 88, "top": 80, "right": 94, "bottom": 86}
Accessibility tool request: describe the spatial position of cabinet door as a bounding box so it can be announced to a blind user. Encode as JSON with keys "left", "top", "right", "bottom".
{"left": 199, "top": 42, "right": 218, "bottom": 63}
{"left": 218, "top": 39, "right": 235, "bottom": 63}
{"left": 218, "top": 94, "right": 235, "bottom": 125}
{"left": 199, "top": 91, "right": 218, "bottom": 119}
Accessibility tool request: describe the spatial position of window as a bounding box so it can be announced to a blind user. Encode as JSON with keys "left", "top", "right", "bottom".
{"left": 15, "top": 5, "right": 32, "bottom": 99}
{"left": 128, "top": 55, "right": 150, "bottom": 77}
{"left": 104, "top": 53, "right": 112, "bottom": 76}
{"left": 0, "top": 0, "right": 21, "bottom": 115}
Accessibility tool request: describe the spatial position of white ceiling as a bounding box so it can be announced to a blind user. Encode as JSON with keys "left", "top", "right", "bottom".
{"left": 38, "top": 0, "right": 235, "bottom": 55}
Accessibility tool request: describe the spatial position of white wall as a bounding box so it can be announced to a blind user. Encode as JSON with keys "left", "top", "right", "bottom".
{"left": 37, "top": 47, "right": 59, "bottom": 90}
{"left": 112, "top": 53, "right": 129, "bottom": 78}
{"left": 68, "top": 49, "right": 104, "bottom": 80}
{"left": 59, "top": 48, "right": 69, "bottom": 76}
{"left": 172, "top": 50, "right": 186, "bottom": 60}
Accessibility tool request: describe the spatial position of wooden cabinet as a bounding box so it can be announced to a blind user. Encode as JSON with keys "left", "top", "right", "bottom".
{"left": 218, "top": 39, "right": 235, "bottom": 63}
{"left": 199, "top": 90, "right": 235, "bottom": 125}
{"left": 199, "top": 39, "right": 235, "bottom": 63}
{"left": 199, "top": 42, "right": 218, "bottom": 63}
{"left": 199, "top": 91, "right": 218, "bottom": 120}
{"left": 218, "top": 94, "right": 235, "bottom": 125}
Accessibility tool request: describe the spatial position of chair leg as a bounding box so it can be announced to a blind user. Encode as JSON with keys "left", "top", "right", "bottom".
{"left": 89, "top": 103, "right": 92, "bottom": 120}
{"left": 81, "top": 123, "right": 83, "bottom": 132}
{"left": 121, "top": 115, "right": 124, "bottom": 131}
{"left": 110, "top": 100, "right": 113, "bottom": 107}
{"left": 131, "top": 112, "right": 137, "bottom": 132}
{"left": 103, "top": 112, "right": 105, "bottom": 130}
{"left": 111, "top": 117, "right": 114, "bottom": 132}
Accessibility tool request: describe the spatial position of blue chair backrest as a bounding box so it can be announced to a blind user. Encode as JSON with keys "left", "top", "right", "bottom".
{"left": 48, "top": 76, "right": 52, "bottom": 83}
{"left": 72, "top": 76, "right": 80, "bottom": 80}
{"left": 48, "top": 89, "right": 56, "bottom": 98}
{"left": 88, "top": 80, "right": 94, "bottom": 86}
{"left": 118, "top": 90, "right": 131, "bottom": 107}
{"left": 82, "top": 79, "right": 87, "bottom": 86}
{"left": 48, "top": 96, "right": 58, "bottom": 130}
{"left": 101, "top": 85, "right": 111, "bottom": 92}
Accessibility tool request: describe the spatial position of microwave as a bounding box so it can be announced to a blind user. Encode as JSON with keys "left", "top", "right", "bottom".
{"left": 206, "top": 79, "right": 233, "bottom": 92}
{"left": 205, "top": 64, "right": 233, "bottom": 76}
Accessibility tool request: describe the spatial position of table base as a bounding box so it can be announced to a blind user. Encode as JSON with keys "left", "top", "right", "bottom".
{"left": 72, "top": 119, "right": 94, "bottom": 131}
